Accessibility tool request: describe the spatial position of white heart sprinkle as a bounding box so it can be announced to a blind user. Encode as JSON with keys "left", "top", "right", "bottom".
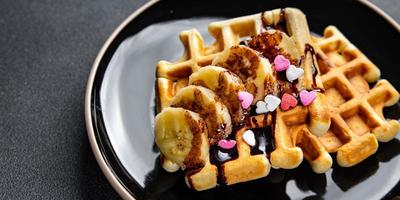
{"left": 256, "top": 101, "right": 268, "bottom": 114}
{"left": 286, "top": 65, "right": 304, "bottom": 82}
{"left": 242, "top": 130, "right": 256, "bottom": 146}
{"left": 264, "top": 95, "right": 281, "bottom": 112}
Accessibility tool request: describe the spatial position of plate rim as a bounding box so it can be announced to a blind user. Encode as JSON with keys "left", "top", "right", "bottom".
{"left": 84, "top": 0, "right": 400, "bottom": 199}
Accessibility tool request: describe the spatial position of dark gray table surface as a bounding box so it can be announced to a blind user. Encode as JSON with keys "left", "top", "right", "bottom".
{"left": 0, "top": 0, "right": 398, "bottom": 199}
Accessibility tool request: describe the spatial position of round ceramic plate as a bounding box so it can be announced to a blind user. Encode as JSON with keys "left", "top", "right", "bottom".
{"left": 85, "top": 0, "right": 400, "bottom": 199}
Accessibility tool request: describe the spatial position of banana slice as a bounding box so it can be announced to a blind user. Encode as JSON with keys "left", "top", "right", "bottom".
{"left": 212, "top": 45, "right": 274, "bottom": 103}
{"left": 189, "top": 66, "right": 245, "bottom": 125}
{"left": 170, "top": 85, "right": 232, "bottom": 145}
{"left": 161, "top": 156, "right": 180, "bottom": 172}
{"left": 248, "top": 29, "right": 300, "bottom": 64}
{"left": 155, "top": 107, "right": 209, "bottom": 169}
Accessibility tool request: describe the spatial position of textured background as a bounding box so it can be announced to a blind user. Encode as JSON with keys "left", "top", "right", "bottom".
{"left": 0, "top": 0, "right": 398, "bottom": 199}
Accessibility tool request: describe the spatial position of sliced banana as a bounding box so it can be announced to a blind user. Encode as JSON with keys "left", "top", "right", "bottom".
{"left": 189, "top": 66, "right": 245, "bottom": 125}
{"left": 155, "top": 107, "right": 209, "bottom": 169}
{"left": 212, "top": 45, "right": 274, "bottom": 103}
{"left": 161, "top": 156, "right": 180, "bottom": 172}
{"left": 170, "top": 85, "right": 232, "bottom": 145}
{"left": 248, "top": 29, "right": 300, "bottom": 64}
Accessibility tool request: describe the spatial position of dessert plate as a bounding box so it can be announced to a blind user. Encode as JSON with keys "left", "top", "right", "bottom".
{"left": 85, "top": 0, "right": 400, "bottom": 199}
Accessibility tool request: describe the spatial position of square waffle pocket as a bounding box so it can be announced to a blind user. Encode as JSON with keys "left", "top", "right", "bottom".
{"left": 153, "top": 8, "right": 400, "bottom": 191}
{"left": 312, "top": 26, "right": 400, "bottom": 167}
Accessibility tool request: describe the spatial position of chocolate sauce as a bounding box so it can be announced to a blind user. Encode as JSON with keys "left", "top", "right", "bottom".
{"left": 210, "top": 143, "right": 238, "bottom": 166}
{"left": 262, "top": 114, "right": 270, "bottom": 127}
{"left": 209, "top": 132, "right": 239, "bottom": 185}
{"left": 304, "top": 43, "right": 315, "bottom": 55}
{"left": 185, "top": 167, "right": 202, "bottom": 189}
{"left": 251, "top": 116, "right": 258, "bottom": 125}
{"left": 210, "top": 140, "right": 238, "bottom": 186}
{"left": 276, "top": 8, "right": 288, "bottom": 34}
{"left": 261, "top": 9, "right": 288, "bottom": 34}
{"left": 274, "top": 70, "right": 299, "bottom": 96}
{"left": 305, "top": 44, "right": 319, "bottom": 87}
{"left": 239, "top": 40, "right": 249, "bottom": 46}
{"left": 261, "top": 11, "right": 267, "bottom": 32}
{"left": 250, "top": 127, "right": 275, "bottom": 157}
{"left": 248, "top": 105, "right": 258, "bottom": 116}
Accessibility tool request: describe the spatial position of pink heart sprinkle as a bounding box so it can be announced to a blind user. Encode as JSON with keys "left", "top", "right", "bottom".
{"left": 218, "top": 139, "right": 236, "bottom": 149}
{"left": 238, "top": 91, "right": 253, "bottom": 109}
{"left": 281, "top": 93, "right": 298, "bottom": 111}
{"left": 274, "top": 55, "right": 290, "bottom": 71}
{"left": 299, "top": 90, "right": 317, "bottom": 106}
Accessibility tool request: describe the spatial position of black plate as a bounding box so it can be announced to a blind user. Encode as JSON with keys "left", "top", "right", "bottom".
{"left": 86, "top": 0, "right": 400, "bottom": 199}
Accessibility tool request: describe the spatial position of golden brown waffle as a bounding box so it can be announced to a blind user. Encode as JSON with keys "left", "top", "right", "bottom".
{"left": 155, "top": 14, "right": 262, "bottom": 112}
{"left": 312, "top": 26, "right": 400, "bottom": 167}
{"left": 156, "top": 8, "right": 337, "bottom": 191}
{"left": 158, "top": 11, "right": 271, "bottom": 191}
{"left": 245, "top": 10, "right": 332, "bottom": 173}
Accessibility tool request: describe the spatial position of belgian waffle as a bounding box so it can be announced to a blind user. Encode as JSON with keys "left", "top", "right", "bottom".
{"left": 154, "top": 8, "right": 400, "bottom": 191}
{"left": 312, "top": 26, "right": 400, "bottom": 167}
{"left": 156, "top": 8, "right": 335, "bottom": 191}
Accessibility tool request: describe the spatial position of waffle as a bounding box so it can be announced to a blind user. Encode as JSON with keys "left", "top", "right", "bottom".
{"left": 312, "top": 26, "right": 400, "bottom": 167}
{"left": 155, "top": 8, "right": 335, "bottom": 191}
{"left": 154, "top": 8, "right": 400, "bottom": 191}
{"left": 243, "top": 10, "right": 332, "bottom": 173}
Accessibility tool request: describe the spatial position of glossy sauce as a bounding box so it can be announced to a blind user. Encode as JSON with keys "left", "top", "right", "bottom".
{"left": 209, "top": 133, "right": 239, "bottom": 186}
{"left": 200, "top": 11, "right": 318, "bottom": 186}
{"left": 275, "top": 70, "right": 299, "bottom": 96}
{"left": 185, "top": 167, "right": 203, "bottom": 189}
{"left": 250, "top": 127, "right": 275, "bottom": 157}
{"left": 261, "top": 9, "right": 288, "bottom": 34}
{"left": 210, "top": 145, "right": 238, "bottom": 166}
{"left": 304, "top": 43, "right": 319, "bottom": 87}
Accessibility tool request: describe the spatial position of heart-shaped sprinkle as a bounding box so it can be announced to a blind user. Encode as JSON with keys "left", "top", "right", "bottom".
{"left": 255, "top": 94, "right": 281, "bottom": 114}
{"left": 286, "top": 65, "right": 304, "bottom": 82}
{"left": 256, "top": 101, "right": 268, "bottom": 114}
{"left": 242, "top": 130, "right": 256, "bottom": 146}
{"left": 218, "top": 139, "right": 236, "bottom": 149}
{"left": 281, "top": 93, "right": 298, "bottom": 110}
{"left": 217, "top": 151, "right": 231, "bottom": 162}
{"left": 299, "top": 90, "right": 317, "bottom": 106}
{"left": 264, "top": 95, "right": 281, "bottom": 112}
{"left": 274, "top": 55, "right": 290, "bottom": 71}
{"left": 238, "top": 91, "right": 254, "bottom": 109}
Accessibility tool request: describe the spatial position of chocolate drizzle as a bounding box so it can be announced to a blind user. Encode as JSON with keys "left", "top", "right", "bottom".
{"left": 261, "top": 11, "right": 267, "bottom": 31}
{"left": 185, "top": 167, "right": 202, "bottom": 189}
{"left": 305, "top": 43, "right": 319, "bottom": 88}
{"left": 209, "top": 133, "right": 239, "bottom": 186}
{"left": 186, "top": 12, "right": 327, "bottom": 188}
{"left": 248, "top": 105, "right": 258, "bottom": 116}
{"left": 275, "top": 70, "right": 299, "bottom": 96}
{"left": 261, "top": 9, "right": 288, "bottom": 34}
{"left": 239, "top": 40, "right": 249, "bottom": 46}
{"left": 250, "top": 127, "right": 275, "bottom": 157}
{"left": 210, "top": 145, "right": 238, "bottom": 166}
